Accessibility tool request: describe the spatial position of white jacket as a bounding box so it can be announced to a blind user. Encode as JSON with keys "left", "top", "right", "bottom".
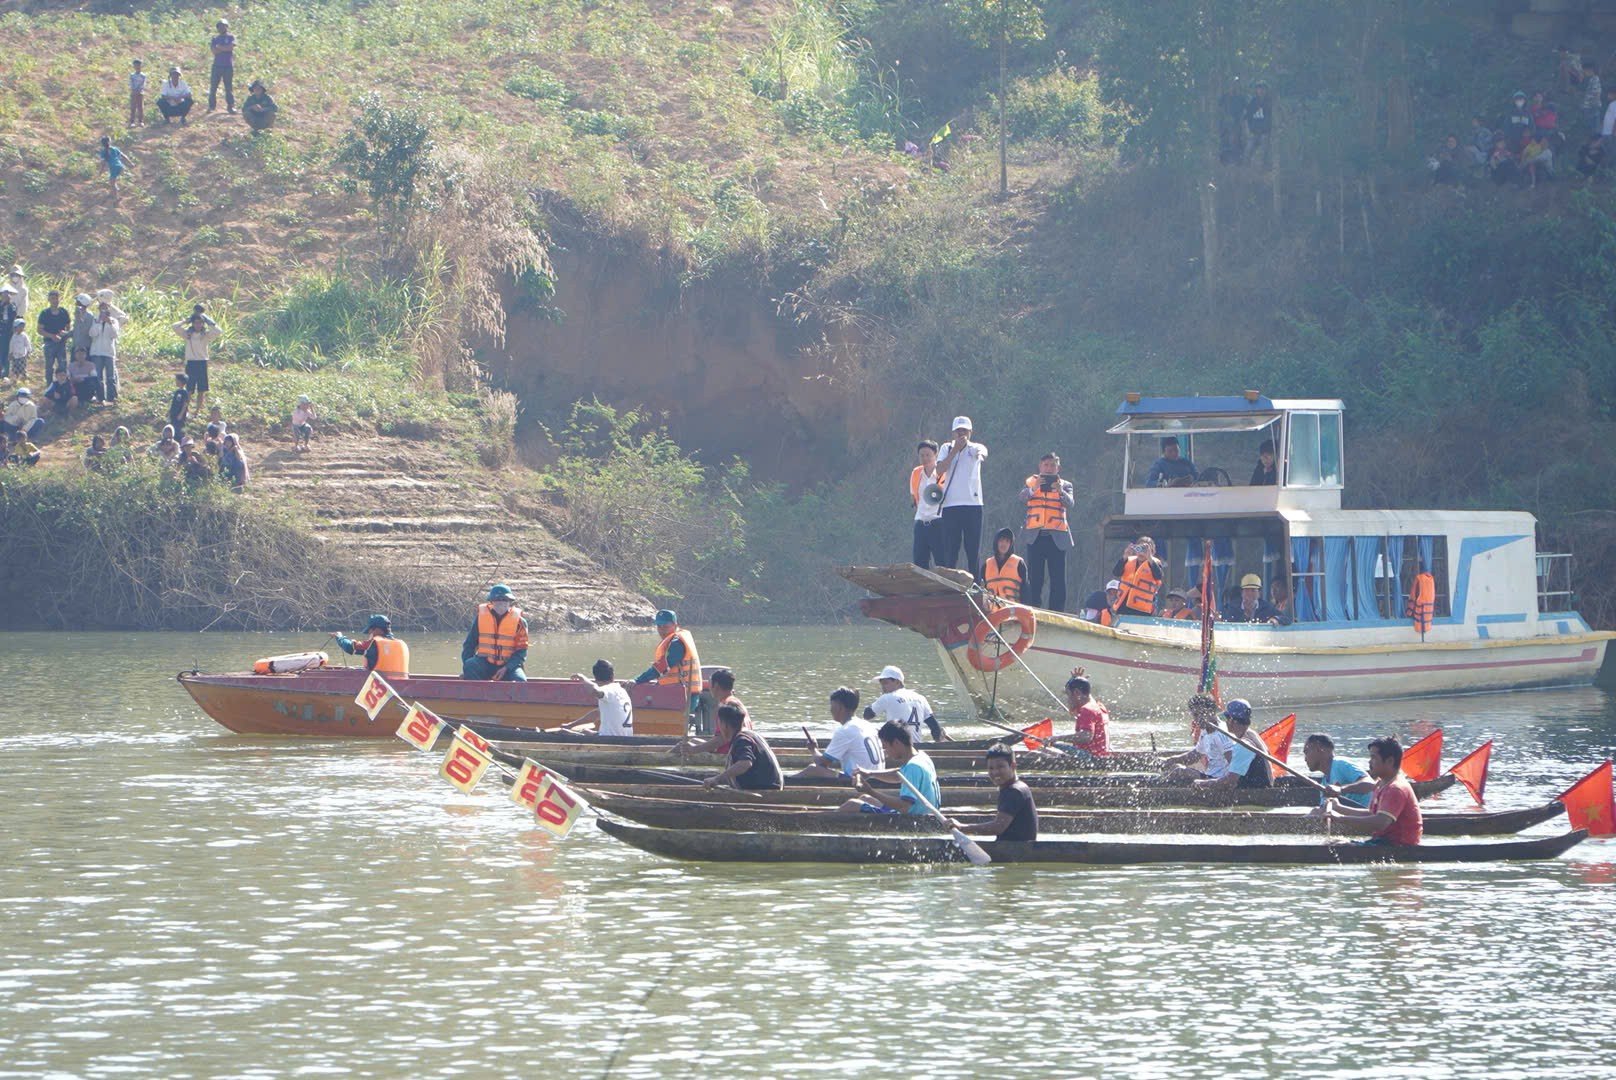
{"left": 88, "top": 313, "right": 120, "bottom": 358}
{"left": 4, "top": 397, "right": 37, "bottom": 428}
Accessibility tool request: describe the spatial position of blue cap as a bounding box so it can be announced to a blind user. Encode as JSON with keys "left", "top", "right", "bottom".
{"left": 365, "top": 614, "right": 391, "bottom": 631}
{"left": 486, "top": 585, "right": 515, "bottom": 601}
{"left": 654, "top": 609, "right": 677, "bottom": 625}
{"left": 1223, "top": 699, "right": 1252, "bottom": 723}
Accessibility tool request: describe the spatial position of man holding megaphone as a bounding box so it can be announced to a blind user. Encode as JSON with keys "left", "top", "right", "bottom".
{"left": 909, "top": 439, "right": 946, "bottom": 569}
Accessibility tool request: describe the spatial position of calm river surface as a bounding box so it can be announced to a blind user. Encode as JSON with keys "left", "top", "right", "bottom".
{"left": 4, "top": 626, "right": 1615, "bottom": 1079}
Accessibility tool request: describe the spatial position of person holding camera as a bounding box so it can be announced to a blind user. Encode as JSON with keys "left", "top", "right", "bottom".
{"left": 908, "top": 439, "right": 946, "bottom": 569}
{"left": 1019, "top": 452, "right": 1075, "bottom": 611}
{"left": 934, "top": 416, "right": 988, "bottom": 575}
{"left": 174, "top": 304, "right": 220, "bottom": 414}
{"left": 1114, "top": 535, "right": 1167, "bottom": 617}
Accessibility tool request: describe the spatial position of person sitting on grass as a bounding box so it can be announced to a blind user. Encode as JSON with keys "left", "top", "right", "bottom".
{"left": 43, "top": 368, "right": 75, "bottom": 415}
{"left": 203, "top": 421, "right": 224, "bottom": 456}
{"left": 66, "top": 349, "right": 98, "bottom": 408}
{"left": 151, "top": 424, "right": 181, "bottom": 464}
{"left": 1577, "top": 131, "right": 1606, "bottom": 179}
{"left": 1488, "top": 134, "right": 1519, "bottom": 185}
{"left": 1520, "top": 131, "right": 1555, "bottom": 185}
{"left": 568, "top": 659, "right": 634, "bottom": 737}
{"left": 790, "top": 686, "right": 883, "bottom": 780}
{"left": 700, "top": 702, "right": 783, "bottom": 791}
{"left": 243, "top": 79, "right": 278, "bottom": 133}
{"left": 110, "top": 426, "right": 133, "bottom": 462}
{"left": 6, "top": 430, "right": 40, "bottom": 467}
{"left": 167, "top": 372, "right": 191, "bottom": 436}
{"left": 1, "top": 387, "right": 37, "bottom": 440}
{"left": 837, "top": 721, "right": 940, "bottom": 816}
{"left": 85, "top": 433, "right": 108, "bottom": 470}
{"left": 948, "top": 744, "right": 1038, "bottom": 842}
{"left": 181, "top": 443, "right": 212, "bottom": 485}
{"left": 219, "top": 431, "right": 249, "bottom": 490}
{"left": 292, "top": 394, "right": 316, "bottom": 451}
{"left": 157, "top": 67, "right": 193, "bottom": 124}
{"left": 1313, "top": 736, "right": 1424, "bottom": 846}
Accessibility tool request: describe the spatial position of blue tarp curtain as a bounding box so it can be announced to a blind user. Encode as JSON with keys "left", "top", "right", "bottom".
{"left": 1384, "top": 536, "right": 1405, "bottom": 616}
{"left": 1212, "top": 538, "right": 1234, "bottom": 604}
{"left": 1353, "top": 537, "right": 1382, "bottom": 620}
{"left": 1291, "top": 537, "right": 1318, "bottom": 621}
{"left": 1417, "top": 535, "right": 1435, "bottom": 574}
{"left": 1323, "top": 537, "right": 1353, "bottom": 620}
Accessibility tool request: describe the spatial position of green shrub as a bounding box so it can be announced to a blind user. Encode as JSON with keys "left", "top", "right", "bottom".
{"left": 505, "top": 68, "right": 570, "bottom": 103}
{"left": 1004, "top": 67, "right": 1112, "bottom": 148}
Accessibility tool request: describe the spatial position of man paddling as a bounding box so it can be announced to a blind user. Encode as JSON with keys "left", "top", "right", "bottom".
{"left": 1303, "top": 733, "right": 1372, "bottom": 808}
{"left": 792, "top": 687, "right": 884, "bottom": 780}
{"left": 1160, "top": 694, "right": 1235, "bottom": 781}
{"left": 1314, "top": 736, "right": 1424, "bottom": 845}
{"left": 838, "top": 722, "right": 940, "bottom": 816}
{"left": 866, "top": 664, "right": 949, "bottom": 742}
{"left": 1191, "top": 699, "right": 1271, "bottom": 790}
{"left": 701, "top": 702, "right": 783, "bottom": 791}
{"left": 334, "top": 614, "right": 409, "bottom": 677}
{"left": 949, "top": 744, "right": 1038, "bottom": 841}
{"left": 1064, "top": 669, "right": 1110, "bottom": 759}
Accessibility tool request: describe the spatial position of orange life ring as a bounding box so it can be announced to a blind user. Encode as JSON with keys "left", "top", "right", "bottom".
{"left": 967, "top": 606, "right": 1036, "bottom": 672}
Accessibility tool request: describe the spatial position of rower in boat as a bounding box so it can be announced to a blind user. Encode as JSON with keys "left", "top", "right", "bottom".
{"left": 838, "top": 722, "right": 941, "bottom": 816}
{"left": 790, "top": 687, "right": 884, "bottom": 780}
{"left": 333, "top": 614, "right": 408, "bottom": 677}
{"left": 948, "top": 744, "right": 1038, "bottom": 841}
{"left": 567, "top": 660, "right": 633, "bottom": 736}
{"left": 1158, "top": 694, "right": 1235, "bottom": 782}
{"left": 1314, "top": 736, "right": 1424, "bottom": 844}
{"left": 1302, "top": 732, "right": 1372, "bottom": 808}
{"left": 865, "top": 664, "right": 949, "bottom": 743}
{"left": 700, "top": 702, "right": 783, "bottom": 791}
{"left": 1190, "top": 700, "right": 1271, "bottom": 791}
{"left": 1064, "top": 669, "right": 1110, "bottom": 759}
{"left": 666, "top": 669, "right": 747, "bottom": 756}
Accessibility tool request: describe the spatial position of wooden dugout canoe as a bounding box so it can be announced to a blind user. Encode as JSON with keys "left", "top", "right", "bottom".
{"left": 511, "top": 755, "right": 1180, "bottom": 785}
{"left": 485, "top": 741, "right": 1165, "bottom": 771}
{"left": 472, "top": 723, "right": 1049, "bottom": 755}
{"left": 594, "top": 819, "right": 1590, "bottom": 866}
{"left": 568, "top": 773, "right": 1459, "bottom": 809}
{"left": 582, "top": 790, "right": 1567, "bottom": 838}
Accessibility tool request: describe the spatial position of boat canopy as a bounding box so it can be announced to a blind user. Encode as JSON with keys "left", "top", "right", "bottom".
{"left": 1108, "top": 395, "right": 1282, "bottom": 434}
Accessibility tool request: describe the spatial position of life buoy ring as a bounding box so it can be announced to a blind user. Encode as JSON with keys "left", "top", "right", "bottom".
{"left": 967, "top": 606, "right": 1036, "bottom": 672}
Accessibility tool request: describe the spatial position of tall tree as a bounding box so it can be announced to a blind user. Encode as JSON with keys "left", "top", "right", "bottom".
{"left": 952, "top": 0, "right": 1046, "bottom": 198}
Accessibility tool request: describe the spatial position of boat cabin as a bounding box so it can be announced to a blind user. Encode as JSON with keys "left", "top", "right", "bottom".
{"left": 1102, "top": 394, "right": 1575, "bottom": 630}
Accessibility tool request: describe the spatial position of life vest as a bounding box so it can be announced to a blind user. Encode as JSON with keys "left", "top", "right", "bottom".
{"left": 1023, "top": 475, "right": 1069, "bottom": 533}
{"left": 909, "top": 465, "right": 945, "bottom": 506}
{"left": 654, "top": 628, "right": 702, "bottom": 696}
{"left": 1118, "top": 556, "right": 1162, "bottom": 614}
{"left": 370, "top": 635, "right": 409, "bottom": 678}
{"left": 476, "top": 603, "right": 528, "bottom": 665}
{"left": 1408, "top": 572, "right": 1436, "bottom": 634}
{"left": 1097, "top": 607, "right": 1113, "bottom": 627}
{"left": 983, "top": 554, "right": 1024, "bottom": 602}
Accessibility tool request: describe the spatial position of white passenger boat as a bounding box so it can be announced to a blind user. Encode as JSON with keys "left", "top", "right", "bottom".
{"left": 841, "top": 394, "right": 1613, "bottom": 717}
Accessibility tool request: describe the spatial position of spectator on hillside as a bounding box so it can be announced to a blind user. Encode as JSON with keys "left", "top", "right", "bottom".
{"left": 157, "top": 67, "right": 194, "bottom": 125}
{"left": 1583, "top": 61, "right": 1603, "bottom": 134}
{"left": 1505, "top": 90, "right": 1534, "bottom": 150}
{"left": 206, "top": 404, "right": 225, "bottom": 431}
{"left": 1531, "top": 92, "right": 1561, "bottom": 147}
{"left": 167, "top": 372, "right": 191, "bottom": 435}
{"left": 175, "top": 305, "right": 219, "bottom": 413}
{"left": 1246, "top": 80, "right": 1273, "bottom": 165}
{"left": 98, "top": 135, "right": 131, "bottom": 200}
{"left": 43, "top": 368, "right": 75, "bottom": 415}
{"left": 242, "top": 79, "right": 278, "bottom": 134}
{"left": 203, "top": 421, "right": 224, "bottom": 456}
{"left": 151, "top": 424, "right": 181, "bottom": 465}
{"left": 219, "top": 431, "right": 249, "bottom": 490}
{"left": 6, "top": 430, "right": 40, "bottom": 468}
{"left": 291, "top": 394, "right": 316, "bottom": 452}
{"left": 129, "top": 58, "right": 147, "bottom": 127}
{"left": 86, "top": 433, "right": 109, "bottom": 470}
{"left": 67, "top": 349, "right": 98, "bottom": 407}
{"left": 182, "top": 443, "right": 213, "bottom": 485}
{"left": 0, "top": 284, "right": 17, "bottom": 379}
{"left": 110, "top": 426, "right": 133, "bottom": 462}
{"left": 1488, "top": 135, "right": 1519, "bottom": 185}
{"left": 1429, "top": 134, "right": 1463, "bottom": 186}
{"left": 1469, "top": 114, "right": 1493, "bottom": 167}
{"left": 88, "top": 296, "right": 122, "bottom": 403}
{"left": 71, "top": 293, "right": 94, "bottom": 365}
{"left": 8, "top": 267, "right": 28, "bottom": 318}
{"left": 1603, "top": 87, "right": 1616, "bottom": 146}
{"left": 1521, "top": 131, "right": 1555, "bottom": 185}
{"left": 8, "top": 319, "right": 29, "bottom": 380}
{"left": 209, "top": 20, "right": 236, "bottom": 114}
{"left": 1, "top": 387, "right": 37, "bottom": 439}
{"left": 1559, "top": 45, "right": 1582, "bottom": 95}
{"left": 1577, "top": 131, "right": 1605, "bottom": 179}
{"left": 37, "top": 291, "right": 70, "bottom": 382}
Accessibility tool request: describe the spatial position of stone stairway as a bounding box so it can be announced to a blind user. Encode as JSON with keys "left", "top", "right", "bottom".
{"left": 250, "top": 437, "right": 652, "bottom": 630}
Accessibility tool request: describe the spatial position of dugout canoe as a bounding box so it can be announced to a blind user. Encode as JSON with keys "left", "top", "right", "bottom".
{"left": 471, "top": 723, "right": 1038, "bottom": 754}
{"left": 484, "top": 742, "right": 1165, "bottom": 771}
{"left": 570, "top": 773, "right": 1458, "bottom": 809}
{"left": 595, "top": 819, "right": 1589, "bottom": 865}
{"left": 582, "top": 790, "right": 1567, "bottom": 838}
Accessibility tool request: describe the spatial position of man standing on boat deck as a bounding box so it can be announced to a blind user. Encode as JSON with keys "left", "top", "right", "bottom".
{"left": 1302, "top": 733, "right": 1372, "bottom": 809}
{"left": 866, "top": 664, "right": 948, "bottom": 742}
{"left": 1160, "top": 694, "right": 1235, "bottom": 781}
{"left": 701, "top": 702, "right": 783, "bottom": 791}
{"left": 1019, "top": 452, "right": 1074, "bottom": 611}
{"left": 461, "top": 585, "right": 529, "bottom": 681}
{"left": 1234, "top": 573, "right": 1286, "bottom": 625}
{"left": 1145, "top": 436, "right": 1197, "bottom": 487}
{"left": 792, "top": 687, "right": 884, "bottom": 780}
{"left": 1314, "top": 736, "right": 1423, "bottom": 845}
{"left": 910, "top": 439, "right": 946, "bottom": 570}
{"left": 949, "top": 744, "right": 1038, "bottom": 841}
{"left": 335, "top": 614, "right": 409, "bottom": 677}
{"left": 837, "top": 722, "right": 941, "bottom": 816}
{"left": 1064, "top": 671, "right": 1110, "bottom": 758}
{"left": 1114, "top": 536, "right": 1166, "bottom": 617}
{"left": 1192, "top": 699, "right": 1271, "bottom": 790}
{"left": 636, "top": 609, "right": 711, "bottom": 736}
{"left": 934, "top": 416, "right": 988, "bottom": 575}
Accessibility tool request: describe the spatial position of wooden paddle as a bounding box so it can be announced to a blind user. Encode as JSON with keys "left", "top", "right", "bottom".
{"left": 897, "top": 771, "right": 992, "bottom": 866}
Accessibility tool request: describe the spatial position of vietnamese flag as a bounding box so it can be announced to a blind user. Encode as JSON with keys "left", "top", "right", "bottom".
{"left": 1559, "top": 761, "right": 1615, "bottom": 837}
{"left": 1448, "top": 741, "right": 1492, "bottom": 807}
{"left": 1258, "top": 714, "right": 1296, "bottom": 768}
{"left": 1401, "top": 729, "right": 1443, "bottom": 783}
{"left": 1021, "top": 718, "right": 1053, "bottom": 749}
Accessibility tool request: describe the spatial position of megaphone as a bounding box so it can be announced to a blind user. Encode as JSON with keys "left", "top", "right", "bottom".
{"left": 922, "top": 483, "right": 945, "bottom": 505}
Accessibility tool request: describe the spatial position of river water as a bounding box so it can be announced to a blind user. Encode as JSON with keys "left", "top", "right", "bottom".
{"left": 3, "top": 627, "right": 1615, "bottom": 1079}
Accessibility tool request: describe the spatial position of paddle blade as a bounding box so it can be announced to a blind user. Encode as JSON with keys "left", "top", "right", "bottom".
{"left": 950, "top": 828, "right": 993, "bottom": 866}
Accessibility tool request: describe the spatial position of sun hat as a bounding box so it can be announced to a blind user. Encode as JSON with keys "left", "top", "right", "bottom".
{"left": 872, "top": 664, "right": 905, "bottom": 683}
{"left": 1240, "top": 573, "right": 1263, "bottom": 589}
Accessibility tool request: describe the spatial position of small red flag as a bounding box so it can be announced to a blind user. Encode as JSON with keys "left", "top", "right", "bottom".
{"left": 1258, "top": 713, "right": 1296, "bottom": 767}
{"left": 1448, "top": 740, "right": 1492, "bottom": 807}
{"left": 1559, "top": 761, "right": 1615, "bottom": 837}
{"left": 1021, "top": 718, "right": 1053, "bottom": 749}
{"left": 1401, "top": 729, "right": 1443, "bottom": 783}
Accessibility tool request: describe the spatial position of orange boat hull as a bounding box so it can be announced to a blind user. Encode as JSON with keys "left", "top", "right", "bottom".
{"left": 177, "top": 669, "right": 692, "bottom": 737}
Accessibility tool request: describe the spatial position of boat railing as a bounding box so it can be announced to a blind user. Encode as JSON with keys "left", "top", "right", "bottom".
{"left": 1536, "top": 552, "right": 1574, "bottom": 613}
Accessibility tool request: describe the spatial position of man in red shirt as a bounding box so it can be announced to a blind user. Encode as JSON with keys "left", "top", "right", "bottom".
{"left": 1064, "top": 670, "right": 1109, "bottom": 758}
{"left": 1314, "top": 736, "right": 1423, "bottom": 845}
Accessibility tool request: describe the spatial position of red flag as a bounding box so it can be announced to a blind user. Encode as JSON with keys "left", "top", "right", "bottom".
{"left": 1559, "top": 761, "right": 1615, "bottom": 837}
{"left": 1448, "top": 740, "right": 1492, "bottom": 807}
{"left": 1020, "top": 717, "right": 1053, "bottom": 750}
{"left": 1401, "top": 729, "right": 1443, "bottom": 783}
{"left": 1258, "top": 714, "right": 1296, "bottom": 767}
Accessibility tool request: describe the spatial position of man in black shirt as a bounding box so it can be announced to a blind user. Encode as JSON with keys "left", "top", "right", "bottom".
{"left": 951, "top": 744, "right": 1038, "bottom": 842}
{"left": 36, "top": 291, "right": 71, "bottom": 382}
{"left": 701, "top": 702, "right": 783, "bottom": 791}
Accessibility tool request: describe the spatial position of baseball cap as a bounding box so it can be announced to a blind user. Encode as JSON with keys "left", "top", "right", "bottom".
{"left": 1240, "top": 573, "right": 1262, "bottom": 589}
{"left": 951, "top": 416, "right": 972, "bottom": 432}
{"left": 1223, "top": 699, "right": 1252, "bottom": 723}
{"left": 654, "top": 609, "right": 677, "bottom": 625}
{"left": 1105, "top": 579, "right": 1122, "bottom": 591}
{"left": 872, "top": 664, "right": 905, "bottom": 683}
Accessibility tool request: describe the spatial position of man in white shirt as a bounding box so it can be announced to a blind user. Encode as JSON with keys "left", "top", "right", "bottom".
{"left": 910, "top": 439, "right": 945, "bottom": 569}
{"left": 1, "top": 387, "right": 38, "bottom": 439}
{"left": 934, "top": 415, "right": 988, "bottom": 574}
{"left": 88, "top": 297, "right": 122, "bottom": 402}
{"left": 792, "top": 687, "right": 884, "bottom": 779}
{"left": 569, "top": 659, "right": 633, "bottom": 737}
{"left": 864, "top": 664, "right": 948, "bottom": 742}
{"left": 1160, "top": 693, "right": 1235, "bottom": 781}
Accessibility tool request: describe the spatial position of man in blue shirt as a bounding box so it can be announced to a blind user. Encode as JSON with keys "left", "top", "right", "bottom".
{"left": 1192, "top": 699, "right": 1271, "bottom": 790}
{"left": 1303, "top": 733, "right": 1374, "bottom": 808}
{"left": 1145, "top": 437, "right": 1198, "bottom": 487}
{"left": 838, "top": 722, "right": 939, "bottom": 815}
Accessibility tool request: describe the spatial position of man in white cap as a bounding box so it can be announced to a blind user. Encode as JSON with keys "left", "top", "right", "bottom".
{"left": 88, "top": 293, "right": 123, "bottom": 403}
{"left": 933, "top": 415, "right": 988, "bottom": 575}
{"left": 1079, "top": 579, "right": 1122, "bottom": 626}
{"left": 8, "top": 267, "right": 27, "bottom": 319}
{"left": 2, "top": 386, "right": 37, "bottom": 440}
{"left": 864, "top": 664, "right": 948, "bottom": 742}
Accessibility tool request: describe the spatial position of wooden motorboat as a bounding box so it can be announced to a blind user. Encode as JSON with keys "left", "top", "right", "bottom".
{"left": 594, "top": 818, "right": 1589, "bottom": 865}
{"left": 177, "top": 668, "right": 692, "bottom": 737}
{"left": 583, "top": 790, "right": 1567, "bottom": 838}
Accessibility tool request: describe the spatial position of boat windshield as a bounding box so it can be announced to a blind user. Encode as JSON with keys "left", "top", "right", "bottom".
{"left": 1123, "top": 422, "right": 1281, "bottom": 490}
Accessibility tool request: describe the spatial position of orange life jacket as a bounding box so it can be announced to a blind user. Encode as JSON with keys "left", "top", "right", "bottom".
{"left": 1118, "top": 556, "right": 1162, "bottom": 614}
{"left": 1097, "top": 607, "right": 1113, "bottom": 627}
{"left": 983, "top": 554, "right": 1024, "bottom": 602}
{"left": 1023, "top": 474, "right": 1069, "bottom": 533}
{"left": 1408, "top": 572, "right": 1436, "bottom": 633}
{"left": 654, "top": 627, "right": 702, "bottom": 696}
{"left": 476, "top": 603, "right": 529, "bottom": 665}
{"left": 909, "top": 465, "right": 945, "bottom": 507}
{"left": 369, "top": 635, "right": 410, "bottom": 678}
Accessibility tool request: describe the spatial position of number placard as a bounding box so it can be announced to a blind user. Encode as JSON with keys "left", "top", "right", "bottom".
{"left": 454, "top": 725, "right": 492, "bottom": 754}
{"left": 509, "top": 759, "right": 548, "bottom": 809}
{"left": 439, "top": 736, "right": 493, "bottom": 793}
{"left": 355, "top": 671, "right": 398, "bottom": 720}
{"left": 532, "top": 774, "right": 585, "bottom": 838}
{"left": 395, "top": 704, "right": 445, "bottom": 751}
